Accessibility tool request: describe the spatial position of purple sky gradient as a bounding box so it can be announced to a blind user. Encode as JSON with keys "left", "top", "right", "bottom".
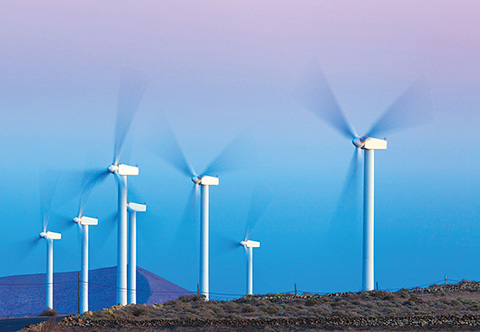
{"left": 0, "top": 1, "right": 479, "bottom": 299}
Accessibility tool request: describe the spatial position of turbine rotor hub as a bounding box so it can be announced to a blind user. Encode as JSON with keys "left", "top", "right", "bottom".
{"left": 352, "top": 137, "right": 365, "bottom": 149}
{"left": 108, "top": 164, "right": 119, "bottom": 173}
{"left": 191, "top": 176, "right": 201, "bottom": 185}
{"left": 39, "top": 232, "right": 47, "bottom": 238}
{"left": 73, "top": 216, "right": 82, "bottom": 224}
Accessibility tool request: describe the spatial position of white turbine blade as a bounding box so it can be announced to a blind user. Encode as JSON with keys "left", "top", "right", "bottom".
{"left": 171, "top": 184, "right": 200, "bottom": 259}
{"left": 94, "top": 212, "right": 118, "bottom": 252}
{"left": 147, "top": 114, "right": 197, "bottom": 177}
{"left": 330, "top": 148, "right": 362, "bottom": 228}
{"left": 39, "top": 170, "right": 60, "bottom": 232}
{"left": 244, "top": 185, "right": 271, "bottom": 241}
{"left": 211, "top": 232, "right": 239, "bottom": 257}
{"left": 127, "top": 181, "right": 145, "bottom": 205}
{"left": 113, "top": 68, "right": 148, "bottom": 165}
{"left": 77, "top": 168, "right": 110, "bottom": 217}
{"left": 366, "top": 78, "right": 432, "bottom": 137}
{"left": 202, "top": 129, "right": 256, "bottom": 177}
{"left": 295, "top": 63, "right": 358, "bottom": 139}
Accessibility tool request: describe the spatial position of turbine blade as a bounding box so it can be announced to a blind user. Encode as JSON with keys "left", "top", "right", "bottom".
{"left": 94, "top": 212, "right": 118, "bottom": 252}
{"left": 78, "top": 169, "right": 110, "bottom": 216}
{"left": 182, "top": 184, "right": 199, "bottom": 224}
{"left": 76, "top": 224, "right": 84, "bottom": 253}
{"left": 366, "top": 79, "right": 432, "bottom": 137}
{"left": 127, "top": 181, "right": 144, "bottom": 204}
{"left": 39, "top": 170, "right": 60, "bottom": 231}
{"left": 51, "top": 212, "right": 75, "bottom": 230}
{"left": 121, "top": 128, "right": 134, "bottom": 165}
{"left": 171, "top": 184, "right": 200, "bottom": 259}
{"left": 211, "top": 232, "right": 240, "bottom": 257}
{"left": 295, "top": 63, "right": 357, "bottom": 139}
{"left": 330, "top": 148, "right": 362, "bottom": 226}
{"left": 202, "top": 129, "right": 256, "bottom": 177}
{"left": 113, "top": 68, "right": 148, "bottom": 165}
{"left": 244, "top": 185, "right": 271, "bottom": 241}
{"left": 148, "top": 115, "right": 196, "bottom": 177}
{"left": 13, "top": 236, "right": 42, "bottom": 266}
{"left": 175, "top": 185, "right": 199, "bottom": 236}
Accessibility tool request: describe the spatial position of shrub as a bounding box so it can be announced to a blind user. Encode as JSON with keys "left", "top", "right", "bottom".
{"left": 265, "top": 305, "right": 280, "bottom": 315}
{"left": 131, "top": 306, "right": 147, "bottom": 317}
{"left": 305, "top": 299, "right": 319, "bottom": 307}
{"left": 164, "top": 300, "right": 177, "bottom": 306}
{"left": 40, "top": 308, "right": 58, "bottom": 317}
{"left": 408, "top": 295, "right": 423, "bottom": 304}
{"left": 383, "top": 294, "right": 395, "bottom": 301}
{"left": 178, "top": 294, "right": 205, "bottom": 302}
{"left": 242, "top": 304, "right": 257, "bottom": 313}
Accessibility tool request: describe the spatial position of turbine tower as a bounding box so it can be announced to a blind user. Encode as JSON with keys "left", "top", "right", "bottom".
{"left": 240, "top": 239, "right": 260, "bottom": 295}
{"left": 39, "top": 230, "right": 61, "bottom": 310}
{"left": 108, "top": 164, "right": 138, "bottom": 305}
{"left": 296, "top": 64, "right": 431, "bottom": 291}
{"left": 73, "top": 216, "right": 98, "bottom": 313}
{"left": 193, "top": 175, "right": 219, "bottom": 300}
{"left": 127, "top": 201, "right": 146, "bottom": 304}
{"left": 353, "top": 137, "right": 386, "bottom": 290}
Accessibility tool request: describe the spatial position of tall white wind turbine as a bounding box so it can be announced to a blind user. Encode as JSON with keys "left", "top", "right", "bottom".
{"left": 240, "top": 240, "right": 260, "bottom": 295}
{"left": 73, "top": 216, "right": 98, "bottom": 313}
{"left": 150, "top": 122, "right": 252, "bottom": 301}
{"left": 215, "top": 188, "right": 269, "bottom": 295}
{"left": 36, "top": 171, "right": 64, "bottom": 311}
{"left": 127, "top": 201, "right": 146, "bottom": 304}
{"left": 296, "top": 65, "right": 431, "bottom": 291}
{"left": 238, "top": 188, "right": 269, "bottom": 295}
{"left": 39, "top": 230, "right": 62, "bottom": 310}
{"left": 83, "top": 69, "right": 148, "bottom": 305}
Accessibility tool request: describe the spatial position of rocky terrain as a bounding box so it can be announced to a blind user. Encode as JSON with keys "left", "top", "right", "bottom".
{"left": 22, "top": 281, "right": 480, "bottom": 331}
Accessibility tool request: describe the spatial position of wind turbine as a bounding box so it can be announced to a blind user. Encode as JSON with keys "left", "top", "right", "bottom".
{"left": 37, "top": 171, "right": 63, "bottom": 311}
{"left": 73, "top": 216, "right": 98, "bottom": 313}
{"left": 150, "top": 121, "right": 252, "bottom": 301}
{"left": 127, "top": 201, "right": 146, "bottom": 304}
{"left": 84, "top": 69, "right": 148, "bottom": 305}
{"left": 54, "top": 171, "right": 102, "bottom": 314}
{"left": 238, "top": 188, "right": 269, "bottom": 295}
{"left": 39, "top": 230, "right": 61, "bottom": 310}
{"left": 240, "top": 239, "right": 260, "bottom": 295}
{"left": 296, "top": 65, "right": 431, "bottom": 291}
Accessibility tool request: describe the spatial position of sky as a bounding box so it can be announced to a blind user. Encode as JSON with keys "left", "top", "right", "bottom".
{"left": 1, "top": 0, "right": 480, "bottom": 299}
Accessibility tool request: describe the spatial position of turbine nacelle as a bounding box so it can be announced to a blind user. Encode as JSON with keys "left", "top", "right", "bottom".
{"left": 73, "top": 216, "right": 98, "bottom": 226}
{"left": 107, "top": 164, "right": 139, "bottom": 176}
{"left": 352, "top": 137, "right": 387, "bottom": 150}
{"left": 191, "top": 175, "right": 219, "bottom": 186}
{"left": 39, "top": 231, "right": 62, "bottom": 240}
{"left": 240, "top": 240, "right": 260, "bottom": 248}
{"left": 128, "top": 202, "right": 147, "bottom": 212}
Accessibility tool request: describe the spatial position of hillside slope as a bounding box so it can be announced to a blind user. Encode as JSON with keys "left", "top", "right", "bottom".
{"left": 0, "top": 266, "right": 191, "bottom": 318}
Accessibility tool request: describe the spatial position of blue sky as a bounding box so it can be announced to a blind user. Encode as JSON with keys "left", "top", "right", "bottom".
{"left": 1, "top": 0, "right": 480, "bottom": 298}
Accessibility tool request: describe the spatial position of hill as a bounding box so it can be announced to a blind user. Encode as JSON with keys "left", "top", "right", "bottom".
{"left": 0, "top": 266, "right": 191, "bottom": 318}
{"left": 22, "top": 280, "right": 480, "bottom": 331}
